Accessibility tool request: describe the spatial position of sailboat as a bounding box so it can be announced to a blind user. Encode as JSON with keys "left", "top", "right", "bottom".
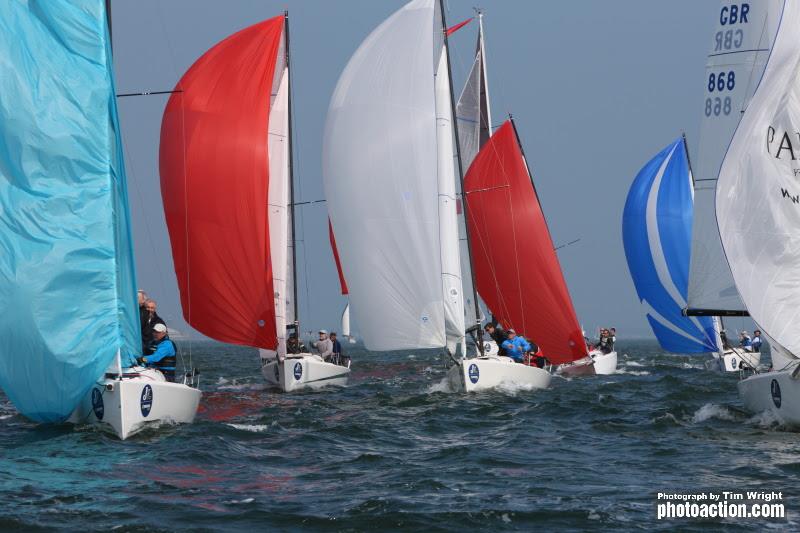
{"left": 0, "top": 1, "right": 201, "bottom": 440}
{"left": 160, "top": 13, "right": 350, "bottom": 392}
{"left": 622, "top": 137, "right": 720, "bottom": 355}
{"left": 329, "top": 220, "right": 355, "bottom": 344}
{"left": 682, "top": 0, "right": 782, "bottom": 370}
{"left": 324, "top": 0, "right": 485, "bottom": 378}
{"left": 716, "top": 1, "right": 800, "bottom": 424}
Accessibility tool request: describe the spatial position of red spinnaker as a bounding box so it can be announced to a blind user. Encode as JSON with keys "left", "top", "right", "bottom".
{"left": 465, "top": 121, "right": 587, "bottom": 364}
{"left": 159, "top": 17, "right": 283, "bottom": 349}
{"left": 328, "top": 219, "right": 349, "bottom": 295}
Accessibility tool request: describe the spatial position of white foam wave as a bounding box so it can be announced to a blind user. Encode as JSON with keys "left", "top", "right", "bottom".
{"left": 427, "top": 377, "right": 454, "bottom": 394}
{"left": 614, "top": 369, "right": 650, "bottom": 376}
{"left": 226, "top": 498, "right": 255, "bottom": 504}
{"left": 691, "top": 403, "right": 736, "bottom": 424}
{"left": 746, "top": 409, "right": 784, "bottom": 429}
{"left": 227, "top": 423, "right": 270, "bottom": 433}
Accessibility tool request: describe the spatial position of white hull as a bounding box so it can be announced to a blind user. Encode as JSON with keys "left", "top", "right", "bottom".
{"left": 261, "top": 353, "right": 350, "bottom": 392}
{"left": 738, "top": 367, "right": 800, "bottom": 426}
{"left": 447, "top": 355, "right": 551, "bottom": 392}
{"left": 557, "top": 351, "right": 618, "bottom": 376}
{"left": 708, "top": 349, "right": 761, "bottom": 372}
{"left": 69, "top": 367, "right": 201, "bottom": 440}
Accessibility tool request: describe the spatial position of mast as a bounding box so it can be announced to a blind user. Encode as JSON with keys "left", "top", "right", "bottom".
{"left": 439, "top": 0, "right": 484, "bottom": 355}
{"left": 285, "top": 11, "right": 300, "bottom": 334}
{"left": 477, "top": 10, "right": 492, "bottom": 142}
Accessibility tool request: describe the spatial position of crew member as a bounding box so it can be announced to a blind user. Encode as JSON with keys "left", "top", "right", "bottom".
{"left": 484, "top": 323, "right": 509, "bottom": 356}
{"left": 313, "top": 330, "right": 334, "bottom": 361}
{"left": 140, "top": 323, "right": 177, "bottom": 382}
{"left": 501, "top": 329, "right": 531, "bottom": 363}
{"left": 287, "top": 332, "right": 306, "bottom": 354}
{"left": 330, "top": 332, "right": 343, "bottom": 365}
{"left": 752, "top": 330, "right": 763, "bottom": 353}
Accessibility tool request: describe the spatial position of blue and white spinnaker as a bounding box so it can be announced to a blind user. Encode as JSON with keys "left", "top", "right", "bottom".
{"left": 623, "top": 138, "right": 716, "bottom": 353}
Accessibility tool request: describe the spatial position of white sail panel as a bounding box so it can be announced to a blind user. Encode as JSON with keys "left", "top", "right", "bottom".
{"left": 435, "top": 47, "right": 466, "bottom": 354}
{"left": 688, "top": 0, "right": 783, "bottom": 312}
{"left": 323, "top": 0, "right": 446, "bottom": 351}
{"left": 341, "top": 302, "right": 350, "bottom": 338}
{"left": 716, "top": 1, "right": 800, "bottom": 356}
{"left": 264, "top": 27, "right": 289, "bottom": 359}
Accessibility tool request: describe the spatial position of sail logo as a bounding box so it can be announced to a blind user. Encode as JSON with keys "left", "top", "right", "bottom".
{"left": 780, "top": 188, "right": 799, "bottom": 204}
{"left": 140, "top": 385, "right": 153, "bottom": 417}
{"left": 771, "top": 379, "right": 782, "bottom": 409}
{"left": 468, "top": 363, "right": 479, "bottom": 384}
{"left": 766, "top": 126, "right": 800, "bottom": 161}
{"left": 91, "top": 388, "right": 104, "bottom": 420}
{"left": 293, "top": 362, "right": 303, "bottom": 381}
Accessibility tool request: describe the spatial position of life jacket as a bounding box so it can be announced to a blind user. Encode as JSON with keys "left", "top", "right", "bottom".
{"left": 153, "top": 339, "right": 177, "bottom": 382}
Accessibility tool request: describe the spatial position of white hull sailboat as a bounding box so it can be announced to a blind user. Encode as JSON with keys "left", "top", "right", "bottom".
{"left": 161, "top": 13, "right": 348, "bottom": 392}
{"left": 708, "top": 348, "right": 761, "bottom": 373}
{"left": 261, "top": 354, "right": 350, "bottom": 392}
{"left": 447, "top": 356, "right": 551, "bottom": 392}
{"left": 0, "top": 2, "right": 200, "bottom": 439}
{"left": 557, "top": 350, "right": 618, "bottom": 377}
{"left": 69, "top": 367, "right": 201, "bottom": 440}
{"left": 714, "top": 1, "right": 800, "bottom": 424}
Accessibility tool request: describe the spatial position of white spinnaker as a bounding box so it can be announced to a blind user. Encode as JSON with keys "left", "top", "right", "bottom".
{"left": 435, "top": 46, "right": 465, "bottom": 355}
{"left": 262, "top": 27, "right": 289, "bottom": 360}
{"left": 323, "top": 0, "right": 447, "bottom": 351}
{"left": 687, "top": 0, "right": 783, "bottom": 312}
{"left": 455, "top": 19, "right": 491, "bottom": 333}
{"left": 717, "top": 1, "right": 800, "bottom": 358}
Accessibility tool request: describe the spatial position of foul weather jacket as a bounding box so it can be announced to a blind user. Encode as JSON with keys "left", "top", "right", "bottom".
{"left": 501, "top": 337, "right": 531, "bottom": 362}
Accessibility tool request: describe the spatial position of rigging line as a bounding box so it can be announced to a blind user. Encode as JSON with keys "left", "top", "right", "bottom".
{"left": 292, "top": 199, "right": 326, "bottom": 206}
{"left": 117, "top": 90, "right": 182, "bottom": 98}
{"left": 553, "top": 238, "right": 581, "bottom": 251}
{"left": 462, "top": 184, "right": 509, "bottom": 195}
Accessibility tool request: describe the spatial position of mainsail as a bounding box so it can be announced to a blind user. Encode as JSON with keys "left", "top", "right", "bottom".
{"left": 455, "top": 13, "right": 492, "bottom": 333}
{"left": 686, "top": 0, "right": 784, "bottom": 315}
{"left": 0, "top": 1, "right": 140, "bottom": 421}
{"left": 323, "top": 0, "right": 465, "bottom": 351}
{"left": 623, "top": 138, "right": 717, "bottom": 353}
{"left": 464, "top": 120, "right": 587, "bottom": 364}
{"left": 160, "top": 17, "right": 285, "bottom": 351}
{"left": 716, "top": 1, "right": 800, "bottom": 358}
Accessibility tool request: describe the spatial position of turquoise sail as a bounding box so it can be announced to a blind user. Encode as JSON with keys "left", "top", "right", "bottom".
{"left": 0, "top": 0, "right": 140, "bottom": 422}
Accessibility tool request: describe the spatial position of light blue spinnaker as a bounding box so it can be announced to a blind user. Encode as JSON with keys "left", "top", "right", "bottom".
{"left": 622, "top": 138, "right": 716, "bottom": 353}
{"left": 0, "top": 1, "right": 140, "bottom": 422}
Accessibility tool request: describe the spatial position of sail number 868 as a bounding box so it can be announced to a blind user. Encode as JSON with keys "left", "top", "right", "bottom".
{"left": 708, "top": 71, "right": 735, "bottom": 92}
{"left": 705, "top": 96, "right": 732, "bottom": 117}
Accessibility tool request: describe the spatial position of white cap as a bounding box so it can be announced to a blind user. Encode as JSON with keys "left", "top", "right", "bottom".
{"left": 153, "top": 323, "right": 167, "bottom": 333}
{"left": 318, "top": 329, "right": 328, "bottom": 334}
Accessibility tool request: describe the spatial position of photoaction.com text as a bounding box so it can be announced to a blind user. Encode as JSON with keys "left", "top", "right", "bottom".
{"left": 656, "top": 491, "right": 785, "bottom": 520}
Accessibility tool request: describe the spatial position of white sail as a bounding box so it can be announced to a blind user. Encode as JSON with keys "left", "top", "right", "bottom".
{"left": 687, "top": 0, "right": 783, "bottom": 312}
{"left": 263, "top": 23, "right": 290, "bottom": 360}
{"left": 341, "top": 302, "right": 351, "bottom": 338}
{"left": 455, "top": 15, "right": 491, "bottom": 334}
{"left": 435, "top": 43, "right": 466, "bottom": 355}
{"left": 716, "top": 0, "right": 800, "bottom": 357}
{"left": 323, "top": 0, "right": 452, "bottom": 351}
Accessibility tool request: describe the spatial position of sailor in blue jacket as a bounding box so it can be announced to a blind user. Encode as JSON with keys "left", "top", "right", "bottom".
{"left": 140, "top": 323, "right": 177, "bottom": 381}
{"left": 501, "top": 329, "right": 530, "bottom": 363}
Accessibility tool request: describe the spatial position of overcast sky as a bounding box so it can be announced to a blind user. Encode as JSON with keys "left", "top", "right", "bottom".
{"left": 112, "top": 0, "right": 754, "bottom": 341}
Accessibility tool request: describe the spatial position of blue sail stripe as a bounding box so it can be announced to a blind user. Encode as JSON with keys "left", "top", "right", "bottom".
{"left": 623, "top": 138, "right": 717, "bottom": 353}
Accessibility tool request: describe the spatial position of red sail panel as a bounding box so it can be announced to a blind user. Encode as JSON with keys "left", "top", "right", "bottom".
{"left": 328, "top": 219, "right": 349, "bottom": 295}
{"left": 159, "top": 17, "right": 283, "bottom": 349}
{"left": 465, "top": 121, "right": 587, "bottom": 364}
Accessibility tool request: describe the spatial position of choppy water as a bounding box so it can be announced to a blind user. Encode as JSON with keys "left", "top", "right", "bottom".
{"left": 1, "top": 340, "right": 797, "bottom": 531}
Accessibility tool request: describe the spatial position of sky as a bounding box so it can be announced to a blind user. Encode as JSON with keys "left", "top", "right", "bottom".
{"left": 112, "top": 0, "right": 755, "bottom": 341}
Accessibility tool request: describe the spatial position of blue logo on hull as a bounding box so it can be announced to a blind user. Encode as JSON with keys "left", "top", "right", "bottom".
{"left": 468, "top": 364, "right": 479, "bottom": 384}
{"left": 140, "top": 385, "right": 153, "bottom": 417}
{"left": 91, "top": 388, "right": 104, "bottom": 420}
{"left": 293, "top": 362, "right": 303, "bottom": 381}
{"left": 771, "top": 379, "right": 782, "bottom": 409}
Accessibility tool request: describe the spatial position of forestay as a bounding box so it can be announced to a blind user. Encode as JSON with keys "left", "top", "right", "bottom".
{"left": 0, "top": 1, "right": 139, "bottom": 421}
{"left": 687, "top": 0, "right": 784, "bottom": 313}
{"left": 160, "top": 17, "right": 284, "bottom": 351}
{"left": 623, "top": 139, "right": 717, "bottom": 353}
{"left": 323, "top": 0, "right": 460, "bottom": 351}
{"left": 465, "top": 121, "right": 586, "bottom": 364}
{"left": 716, "top": 1, "right": 800, "bottom": 357}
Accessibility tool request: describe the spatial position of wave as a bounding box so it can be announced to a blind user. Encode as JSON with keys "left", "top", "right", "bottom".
{"left": 691, "top": 403, "right": 737, "bottom": 424}
{"left": 226, "top": 423, "right": 271, "bottom": 433}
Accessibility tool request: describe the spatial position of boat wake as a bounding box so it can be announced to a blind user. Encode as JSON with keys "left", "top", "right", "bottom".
{"left": 691, "top": 403, "right": 737, "bottom": 424}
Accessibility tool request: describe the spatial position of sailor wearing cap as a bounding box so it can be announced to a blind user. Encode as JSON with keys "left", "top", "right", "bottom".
{"left": 312, "top": 329, "right": 334, "bottom": 362}
{"left": 739, "top": 330, "right": 752, "bottom": 350}
{"left": 140, "top": 323, "right": 177, "bottom": 381}
{"left": 500, "top": 328, "right": 531, "bottom": 363}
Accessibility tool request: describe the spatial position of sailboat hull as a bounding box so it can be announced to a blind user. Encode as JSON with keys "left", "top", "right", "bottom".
{"left": 68, "top": 368, "right": 201, "bottom": 440}
{"left": 261, "top": 354, "right": 350, "bottom": 392}
{"left": 708, "top": 350, "right": 761, "bottom": 373}
{"left": 447, "top": 356, "right": 551, "bottom": 392}
{"left": 557, "top": 351, "right": 618, "bottom": 376}
{"left": 591, "top": 350, "right": 618, "bottom": 375}
{"left": 738, "top": 367, "right": 800, "bottom": 426}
